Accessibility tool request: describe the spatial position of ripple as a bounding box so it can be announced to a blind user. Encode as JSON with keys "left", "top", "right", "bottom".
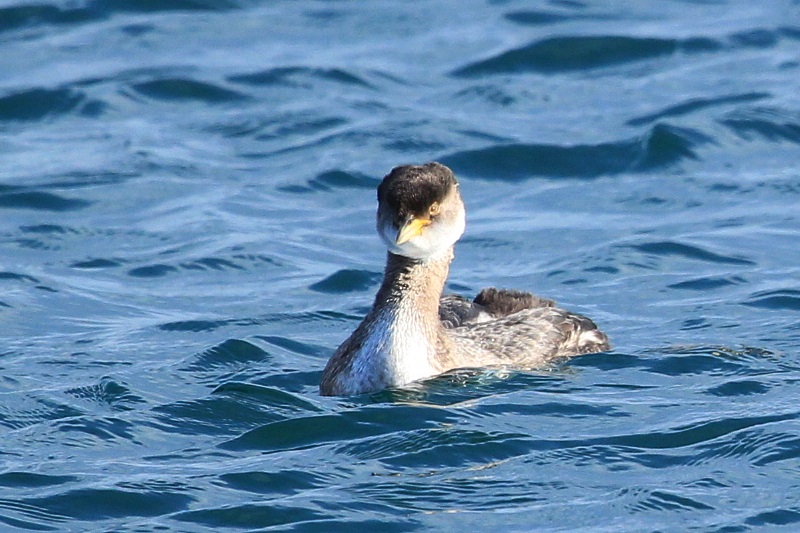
{"left": 150, "top": 394, "right": 285, "bottom": 436}
{"left": 253, "top": 116, "right": 348, "bottom": 141}
{"left": 309, "top": 268, "right": 381, "bottom": 293}
{"left": 631, "top": 241, "right": 755, "bottom": 266}
{"left": 576, "top": 346, "right": 778, "bottom": 378}
{"left": 217, "top": 470, "right": 326, "bottom": 495}
{"left": 693, "top": 424, "right": 799, "bottom": 466}
{"left": 627, "top": 92, "right": 770, "bottom": 126}
{"left": 102, "top": 0, "right": 239, "bottom": 13}
{"left": 18, "top": 224, "right": 75, "bottom": 235}
{"left": 126, "top": 264, "right": 177, "bottom": 278}
{"left": 210, "top": 110, "right": 349, "bottom": 141}
{"left": 667, "top": 275, "right": 745, "bottom": 291}
{"left": 720, "top": 106, "right": 800, "bottom": 144}
{"left": 0, "top": 4, "right": 93, "bottom": 34}
{"left": 158, "top": 309, "right": 351, "bottom": 333}
{"left": 126, "top": 256, "right": 253, "bottom": 278}
{"left": 182, "top": 338, "right": 270, "bottom": 372}
{"left": 730, "top": 28, "right": 780, "bottom": 48}
{"left": 279, "top": 169, "right": 379, "bottom": 193}
{"left": 173, "top": 504, "right": 322, "bottom": 530}
{"left": 22, "top": 488, "right": 194, "bottom": 521}
{"left": 0, "top": 190, "right": 93, "bottom": 212}
{"left": 339, "top": 427, "right": 534, "bottom": 469}
{"left": 158, "top": 319, "right": 231, "bottom": 332}
{"left": 130, "top": 78, "right": 247, "bottom": 103}
{"left": 256, "top": 335, "right": 330, "bottom": 358}
{"left": 0, "top": 497, "right": 68, "bottom": 530}
{"left": 453, "top": 35, "right": 721, "bottom": 76}
{"left": 629, "top": 489, "right": 714, "bottom": 512}
{"left": 706, "top": 380, "right": 770, "bottom": 397}
{"left": 452, "top": 84, "right": 519, "bottom": 106}
{"left": 475, "top": 400, "right": 626, "bottom": 419}
{"left": 352, "top": 476, "right": 557, "bottom": 513}
{"left": 213, "top": 382, "right": 321, "bottom": 412}
{"left": 0, "top": 0, "right": 236, "bottom": 33}
{"left": 0, "top": 271, "right": 40, "bottom": 284}
{"left": 55, "top": 416, "right": 139, "bottom": 446}
{"left": 0, "top": 396, "right": 84, "bottom": 431}
{"left": 228, "top": 66, "right": 374, "bottom": 88}
{"left": 558, "top": 413, "right": 798, "bottom": 456}
{"left": 65, "top": 378, "right": 146, "bottom": 411}
{"left": 440, "top": 123, "right": 708, "bottom": 180}
{"left": 0, "top": 88, "right": 103, "bottom": 122}
{"left": 221, "top": 413, "right": 380, "bottom": 452}
{"left": 746, "top": 508, "right": 800, "bottom": 527}
{"left": 504, "top": 9, "right": 607, "bottom": 25}
{"left": 70, "top": 258, "right": 123, "bottom": 269}
{"left": 743, "top": 289, "right": 800, "bottom": 311}
{"left": 644, "top": 351, "right": 750, "bottom": 377}
{"left": 220, "top": 405, "right": 456, "bottom": 452}
{"left": 0, "top": 473, "right": 77, "bottom": 489}
{"left": 182, "top": 257, "right": 245, "bottom": 272}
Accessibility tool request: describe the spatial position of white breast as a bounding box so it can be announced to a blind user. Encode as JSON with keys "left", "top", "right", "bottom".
{"left": 356, "top": 308, "right": 437, "bottom": 389}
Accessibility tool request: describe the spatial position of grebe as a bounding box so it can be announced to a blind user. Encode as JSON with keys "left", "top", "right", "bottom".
{"left": 320, "top": 162, "right": 609, "bottom": 396}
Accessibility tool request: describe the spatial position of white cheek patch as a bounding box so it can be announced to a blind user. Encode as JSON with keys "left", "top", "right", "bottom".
{"left": 377, "top": 203, "right": 465, "bottom": 261}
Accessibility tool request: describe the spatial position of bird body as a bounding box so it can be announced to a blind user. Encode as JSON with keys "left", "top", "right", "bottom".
{"left": 320, "top": 162, "right": 609, "bottom": 396}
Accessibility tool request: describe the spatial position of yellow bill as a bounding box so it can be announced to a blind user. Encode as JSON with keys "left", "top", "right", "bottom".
{"left": 396, "top": 216, "right": 431, "bottom": 245}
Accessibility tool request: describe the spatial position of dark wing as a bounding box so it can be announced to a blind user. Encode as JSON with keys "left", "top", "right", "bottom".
{"left": 440, "top": 287, "right": 555, "bottom": 329}
{"left": 473, "top": 287, "right": 555, "bottom": 317}
{"left": 439, "top": 294, "right": 490, "bottom": 328}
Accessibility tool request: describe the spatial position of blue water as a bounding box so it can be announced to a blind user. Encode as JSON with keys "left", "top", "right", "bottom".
{"left": 2, "top": 0, "right": 800, "bottom": 530}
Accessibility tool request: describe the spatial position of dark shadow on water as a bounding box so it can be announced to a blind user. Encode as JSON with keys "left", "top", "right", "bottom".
{"left": 130, "top": 78, "right": 247, "bottom": 103}
{"left": 452, "top": 35, "right": 722, "bottom": 77}
{"left": 279, "top": 169, "right": 379, "bottom": 194}
{"left": 667, "top": 276, "right": 745, "bottom": 291}
{"left": 228, "top": 66, "right": 375, "bottom": 89}
{"left": 22, "top": 487, "right": 194, "bottom": 521}
{"left": 631, "top": 241, "right": 755, "bottom": 266}
{"left": 0, "top": 0, "right": 239, "bottom": 35}
{"left": 0, "top": 190, "right": 93, "bottom": 212}
{"left": 0, "top": 472, "right": 78, "bottom": 488}
{"left": 0, "top": 88, "right": 75, "bottom": 121}
{"left": 504, "top": 9, "right": 617, "bottom": 26}
{"left": 173, "top": 504, "right": 324, "bottom": 530}
{"left": 720, "top": 106, "right": 800, "bottom": 145}
{"left": 627, "top": 92, "right": 771, "bottom": 126}
{"left": 440, "top": 123, "right": 709, "bottom": 180}
{"left": 181, "top": 338, "right": 271, "bottom": 372}
{"left": 309, "top": 269, "right": 382, "bottom": 293}
{"left": 219, "top": 403, "right": 458, "bottom": 452}
{"left": 743, "top": 289, "right": 800, "bottom": 311}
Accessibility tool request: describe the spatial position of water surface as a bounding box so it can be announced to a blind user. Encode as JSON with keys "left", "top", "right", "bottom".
{"left": 1, "top": 0, "right": 800, "bottom": 531}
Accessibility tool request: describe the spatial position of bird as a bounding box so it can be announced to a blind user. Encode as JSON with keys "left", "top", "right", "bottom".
{"left": 319, "top": 162, "right": 609, "bottom": 396}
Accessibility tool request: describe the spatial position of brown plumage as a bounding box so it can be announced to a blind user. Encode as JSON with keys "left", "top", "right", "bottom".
{"left": 320, "top": 162, "right": 610, "bottom": 396}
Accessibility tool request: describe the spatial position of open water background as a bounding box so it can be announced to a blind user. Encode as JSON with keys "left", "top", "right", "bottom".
{"left": 2, "top": 0, "right": 800, "bottom": 531}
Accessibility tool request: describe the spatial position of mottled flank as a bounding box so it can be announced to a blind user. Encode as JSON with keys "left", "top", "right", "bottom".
{"left": 320, "top": 163, "right": 609, "bottom": 396}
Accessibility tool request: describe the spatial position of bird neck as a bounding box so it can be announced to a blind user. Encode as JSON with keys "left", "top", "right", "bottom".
{"left": 319, "top": 248, "right": 456, "bottom": 395}
{"left": 374, "top": 249, "right": 453, "bottom": 320}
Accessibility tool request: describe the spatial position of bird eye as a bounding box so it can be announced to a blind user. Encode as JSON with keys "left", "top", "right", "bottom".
{"left": 429, "top": 202, "right": 440, "bottom": 217}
